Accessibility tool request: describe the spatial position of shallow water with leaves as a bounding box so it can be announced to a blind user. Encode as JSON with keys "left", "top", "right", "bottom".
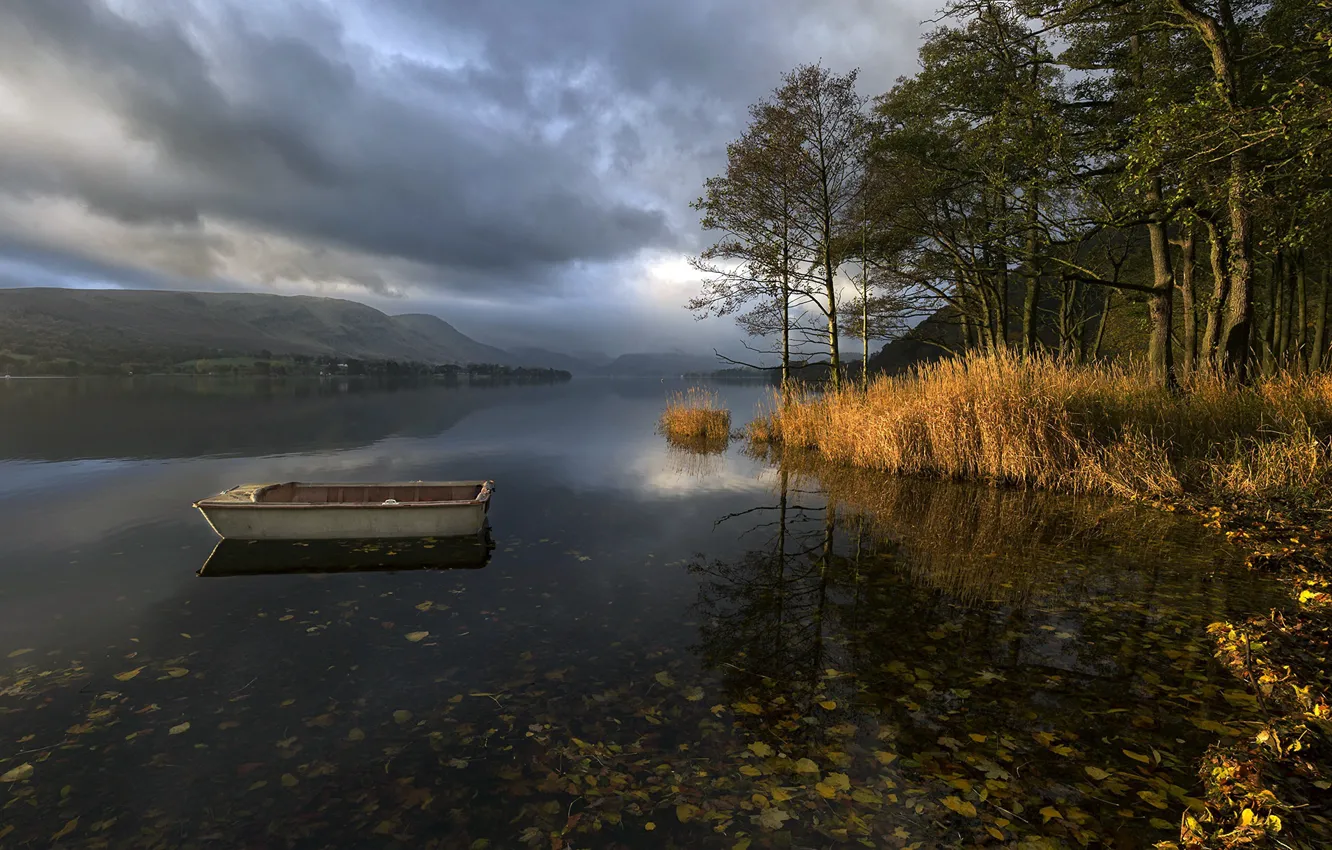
{"left": 0, "top": 378, "right": 1284, "bottom": 849}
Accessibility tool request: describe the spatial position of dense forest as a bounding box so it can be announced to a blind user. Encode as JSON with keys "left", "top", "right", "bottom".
{"left": 689, "top": 0, "right": 1332, "bottom": 389}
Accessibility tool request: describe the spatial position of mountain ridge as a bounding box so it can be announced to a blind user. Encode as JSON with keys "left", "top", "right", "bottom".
{"left": 0, "top": 287, "right": 727, "bottom": 376}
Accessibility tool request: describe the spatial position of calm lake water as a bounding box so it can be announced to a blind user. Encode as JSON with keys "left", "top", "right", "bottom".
{"left": 0, "top": 378, "right": 1281, "bottom": 849}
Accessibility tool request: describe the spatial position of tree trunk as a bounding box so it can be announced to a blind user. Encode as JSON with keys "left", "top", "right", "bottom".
{"left": 1261, "top": 257, "right": 1277, "bottom": 376}
{"left": 1295, "top": 249, "right": 1307, "bottom": 372}
{"left": 1164, "top": 0, "right": 1254, "bottom": 380}
{"left": 1276, "top": 251, "right": 1290, "bottom": 368}
{"left": 1144, "top": 175, "right": 1176, "bottom": 387}
{"left": 1217, "top": 155, "right": 1255, "bottom": 381}
{"left": 1023, "top": 189, "right": 1041, "bottom": 357}
{"left": 1200, "top": 216, "right": 1229, "bottom": 373}
{"left": 1312, "top": 264, "right": 1329, "bottom": 373}
{"left": 1176, "top": 227, "right": 1197, "bottom": 374}
{"left": 1092, "top": 285, "right": 1111, "bottom": 360}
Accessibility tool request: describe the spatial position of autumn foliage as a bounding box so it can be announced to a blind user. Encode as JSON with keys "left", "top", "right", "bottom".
{"left": 659, "top": 388, "right": 732, "bottom": 445}
{"left": 748, "top": 353, "right": 1332, "bottom": 503}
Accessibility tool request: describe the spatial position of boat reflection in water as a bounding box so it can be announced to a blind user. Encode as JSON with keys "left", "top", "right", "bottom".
{"left": 197, "top": 526, "right": 495, "bottom": 578}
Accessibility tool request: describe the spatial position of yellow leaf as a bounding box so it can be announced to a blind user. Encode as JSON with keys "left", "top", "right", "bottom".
{"left": 969, "top": 733, "right": 987, "bottom": 743}
{"left": 168, "top": 722, "right": 190, "bottom": 735}
{"left": 644, "top": 822, "right": 656, "bottom": 831}
{"left": 114, "top": 667, "right": 144, "bottom": 682}
{"left": 739, "top": 765, "right": 761, "bottom": 776}
{"left": 941, "top": 796, "right": 977, "bottom": 818}
{"left": 1123, "top": 749, "right": 1152, "bottom": 764}
{"left": 1240, "top": 808, "right": 1255, "bottom": 826}
{"left": 51, "top": 818, "right": 78, "bottom": 840}
{"left": 748, "top": 742, "right": 773, "bottom": 758}
{"left": 1150, "top": 818, "right": 1174, "bottom": 830}
{"left": 6, "top": 648, "right": 33, "bottom": 658}
{"left": 165, "top": 668, "right": 189, "bottom": 678}
{"left": 393, "top": 710, "right": 412, "bottom": 724}
{"left": 819, "top": 700, "right": 837, "bottom": 710}
{"left": 654, "top": 671, "right": 675, "bottom": 687}
{"left": 415, "top": 601, "right": 433, "bottom": 611}
{"left": 771, "top": 787, "right": 793, "bottom": 802}
{"left": 405, "top": 631, "right": 429, "bottom": 642}
{"left": 676, "top": 803, "right": 700, "bottom": 823}
{"left": 1040, "top": 806, "right": 1062, "bottom": 822}
{"left": 1085, "top": 766, "right": 1111, "bottom": 781}
{"left": 1, "top": 763, "right": 34, "bottom": 783}
{"left": 736, "top": 702, "right": 762, "bottom": 715}
{"left": 347, "top": 728, "right": 365, "bottom": 741}
{"left": 986, "top": 826, "right": 1004, "bottom": 840}
{"left": 733, "top": 839, "right": 752, "bottom": 850}
{"left": 684, "top": 686, "right": 705, "bottom": 701}
{"left": 873, "top": 750, "right": 898, "bottom": 766}
{"left": 815, "top": 781, "right": 837, "bottom": 798}
{"left": 826, "top": 772, "right": 851, "bottom": 792}
{"left": 794, "top": 758, "right": 819, "bottom": 774}
{"left": 281, "top": 773, "right": 299, "bottom": 787}
{"left": 757, "top": 807, "right": 791, "bottom": 830}
{"left": 247, "top": 781, "right": 267, "bottom": 791}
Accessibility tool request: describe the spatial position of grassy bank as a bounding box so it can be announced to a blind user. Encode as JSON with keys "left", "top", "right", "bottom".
{"left": 659, "top": 387, "right": 732, "bottom": 445}
{"left": 750, "top": 354, "right": 1332, "bottom": 848}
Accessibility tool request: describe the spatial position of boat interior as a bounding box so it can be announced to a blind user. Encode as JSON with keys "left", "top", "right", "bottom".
{"left": 252, "top": 482, "right": 487, "bottom": 505}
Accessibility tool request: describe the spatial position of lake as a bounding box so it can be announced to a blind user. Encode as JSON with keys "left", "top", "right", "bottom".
{"left": 0, "top": 378, "right": 1280, "bottom": 849}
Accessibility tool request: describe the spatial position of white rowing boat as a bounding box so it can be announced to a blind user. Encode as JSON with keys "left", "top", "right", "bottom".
{"left": 193, "top": 480, "right": 494, "bottom": 540}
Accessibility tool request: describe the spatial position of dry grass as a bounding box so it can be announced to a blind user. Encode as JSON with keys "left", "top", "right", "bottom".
{"left": 748, "top": 352, "right": 1332, "bottom": 503}
{"left": 659, "top": 387, "right": 732, "bottom": 443}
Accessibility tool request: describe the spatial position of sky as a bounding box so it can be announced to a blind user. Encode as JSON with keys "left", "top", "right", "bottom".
{"left": 0, "top": 0, "right": 938, "bottom": 357}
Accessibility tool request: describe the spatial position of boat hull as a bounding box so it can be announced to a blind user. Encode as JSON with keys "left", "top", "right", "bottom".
{"left": 197, "top": 501, "right": 488, "bottom": 540}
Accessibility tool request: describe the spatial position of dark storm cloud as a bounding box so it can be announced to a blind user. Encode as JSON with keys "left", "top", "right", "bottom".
{"left": 0, "top": 0, "right": 932, "bottom": 347}
{"left": 0, "top": 0, "right": 674, "bottom": 279}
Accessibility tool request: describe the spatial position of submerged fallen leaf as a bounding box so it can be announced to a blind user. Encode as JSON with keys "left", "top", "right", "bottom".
{"left": 748, "top": 742, "right": 773, "bottom": 758}
{"left": 114, "top": 667, "right": 144, "bottom": 682}
{"left": 393, "top": 710, "right": 412, "bottom": 724}
{"left": 6, "top": 648, "right": 33, "bottom": 658}
{"left": 1085, "top": 766, "right": 1111, "bottom": 781}
{"left": 683, "top": 686, "right": 705, "bottom": 701}
{"left": 168, "top": 722, "right": 190, "bottom": 735}
{"left": 1123, "top": 749, "right": 1152, "bottom": 764}
{"left": 654, "top": 671, "right": 675, "bottom": 687}
{"left": 51, "top": 818, "right": 78, "bottom": 841}
{"left": 793, "top": 758, "right": 819, "bottom": 774}
{"left": 280, "top": 773, "right": 299, "bottom": 787}
{"left": 756, "top": 807, "right": 791, "bottom": 830}
{"left": 165, "top": 668, "right": 189, "bottom": 678}
{"left": 942, "top": 796, "right": 977, "bottom": 817}
{"left": 405, "top": 631, "right": 429, "bottom": 643}
{"left": 415, "top": 601, "right": 433, "bottom": 612}
{"left": 347, "top": 728, "right": 365, "bottom": 741}
{"left": 818, "top": 700, "right": 837, "bottom": 710}
{"left": 676, "top": 803, "right": 700, "bottom": 823}
{"left": 1, "top": 763, "right": 34, "bottom": 783}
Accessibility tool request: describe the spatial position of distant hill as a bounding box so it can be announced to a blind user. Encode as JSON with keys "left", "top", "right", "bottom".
{"left": 603, "top": 352, "right": 724, "bottom": 377}
{"left": 507, "top": 346, "right": 604, "bottom": 375}
{"left": 0, "top": 288, "right": 514, "bottom": 368}
{"left": 389, "top": 313, "right": 513, "bottom": 364}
